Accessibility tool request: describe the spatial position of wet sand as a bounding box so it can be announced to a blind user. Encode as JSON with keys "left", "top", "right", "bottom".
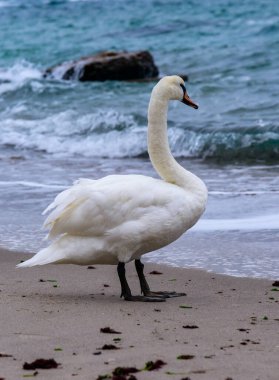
{"left": 1, "top": 247, "right": 279, "bottom": 380}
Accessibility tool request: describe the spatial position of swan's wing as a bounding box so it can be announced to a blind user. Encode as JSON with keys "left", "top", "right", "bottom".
{"left": 43, "top": 175, "right": 175, "bottom": 240}
{"left": 42, "top": 178, "right": 96, "bottom": 215}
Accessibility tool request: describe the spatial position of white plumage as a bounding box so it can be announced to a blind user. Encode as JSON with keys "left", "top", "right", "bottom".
{"left": 18, "top": 76, "right": 207, "bottom": 302}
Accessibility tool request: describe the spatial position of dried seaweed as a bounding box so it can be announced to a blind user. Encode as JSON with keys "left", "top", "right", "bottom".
{"left": 22, "top": 372, "right": 38, "bottom": 378}
{"left": 144, "top": 359, "right": 166, "bottom": 371}
{"left": 23, "top": 358, "right": 59, "bottom": 370}
{"left": 112, "top": 367, "right": 139, "bottom": 376}
{"left": 96, "top": 375, "right": 111, "bottom": 380}
{"left": 177, "top": 355, "right": 195, "bottom": 360}
{"left": 101, "top": 344, "right": 120, "bottom": 350}
{"left": 100, "top": 327, "right": 122, "bottom": 334}
{"left": 0, "top": 353, "right": 13, "bottom": 358}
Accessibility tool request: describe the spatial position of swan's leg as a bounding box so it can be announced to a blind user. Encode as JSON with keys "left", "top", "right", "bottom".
{"left": 117, "top": 262, "right": 165, "bottom": 302}
{"left": 135, "top": 259, "right": 186, "bottom": 298}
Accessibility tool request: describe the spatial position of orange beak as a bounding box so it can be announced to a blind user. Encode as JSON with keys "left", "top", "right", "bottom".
{"left": 182, "top": 93, "right": 199, "bottom": 109}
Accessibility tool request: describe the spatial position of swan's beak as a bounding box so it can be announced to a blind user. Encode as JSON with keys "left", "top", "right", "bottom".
{"left": 182, "top": 94, "right": 199, "bottom": 109}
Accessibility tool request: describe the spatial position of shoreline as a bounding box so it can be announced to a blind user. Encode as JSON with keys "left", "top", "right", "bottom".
{"left": 1, "top": 247, "right": 279, "bottom": 380}
{"left": 2, "top": 222, "right": 279, "bottom": 280}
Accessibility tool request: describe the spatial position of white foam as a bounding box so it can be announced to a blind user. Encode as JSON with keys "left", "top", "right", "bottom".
{"left": 210, "top": 190, "right": 279, "bottom": 196}
{"left": 0, "top": 1, "right": 17, "bottom": 7}
{"left": 0, "top": 109, "right": 146, "bottom": 157}
{"left": 0, "top": 61, "right": 42, "bottom": 95}
{"left": 192, "top": 213, "right": 279, "bottom": 232}
{"left": 0, "top": 181, "right": 66, "bottom": 190}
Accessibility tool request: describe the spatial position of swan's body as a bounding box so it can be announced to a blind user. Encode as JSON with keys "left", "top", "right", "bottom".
{"left": 18, "top": 76, "right": 207, "bottom": 302}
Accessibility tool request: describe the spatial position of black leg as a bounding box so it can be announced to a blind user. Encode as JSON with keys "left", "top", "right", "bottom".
{"left": 117, "top": 262, "right": 132, "bottom": 299}
{"left": 134, "top": 259, "right": 151, "bottom": 294}
{"left": 135, "top": 259, "right": 186, "bottom": 299}
{"left": 117, "top": 262, "right": 165, "bottom": 302}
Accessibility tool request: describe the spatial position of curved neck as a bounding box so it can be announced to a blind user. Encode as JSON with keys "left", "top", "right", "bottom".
{"left": 147, "top": 94, "right": 205, "bottom": 193}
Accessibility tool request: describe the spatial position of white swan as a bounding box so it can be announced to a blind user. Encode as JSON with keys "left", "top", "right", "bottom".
{"left": 17, "top": 76, "right": 208, "bottom": 302}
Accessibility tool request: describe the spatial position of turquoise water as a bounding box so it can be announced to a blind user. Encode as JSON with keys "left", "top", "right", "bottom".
{"left": 0, "top": 0, "right": 278, "bottom": 277}
{"left": 0, "top": 0, "right": 278, "bottom": 160}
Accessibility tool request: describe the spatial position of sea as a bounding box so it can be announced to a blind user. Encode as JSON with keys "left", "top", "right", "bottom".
{"left": 0, "top": 0, "right": 278, "bottom": 278}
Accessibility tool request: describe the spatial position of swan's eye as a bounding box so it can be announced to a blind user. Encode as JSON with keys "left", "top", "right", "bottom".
{"left": 180, "top": 84, "right": 186, "bottom": 96}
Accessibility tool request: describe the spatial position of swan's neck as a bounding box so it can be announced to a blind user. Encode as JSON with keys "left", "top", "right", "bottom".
{"left": 147, "top": 94, "right": 206, "bottom": 194}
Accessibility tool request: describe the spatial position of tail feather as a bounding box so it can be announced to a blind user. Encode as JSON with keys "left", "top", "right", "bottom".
{"left": 16, "top": 246, "right": 64, "bottom": 268}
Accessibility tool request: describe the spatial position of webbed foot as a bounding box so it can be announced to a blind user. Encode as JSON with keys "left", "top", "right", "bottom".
{"left": 123, "top": 294, "right": 166, "bottom": 302}
{"left": 144, "top": 291, "right": 186, "bottom": 299}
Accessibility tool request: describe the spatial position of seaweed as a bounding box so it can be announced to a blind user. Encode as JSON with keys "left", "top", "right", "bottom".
{"left": 182, "top": 325, "right": 199, "bottom": 329}
{"left": 100, "top": 327, "right": 122, "bottom": 334}
{"left": 101, "top": 344, "right": 120, "bottom": 350}
{"left": 23, "top": 358, "right": 59, "bottom": 370}
{"left": 177, "top": 355, "right": 195, "bottom": 360}
{"left": 144, "top": 360, "right": 166, "bottom": 371}
{"left": 0, "top": 353, "right": 13, "bottom": 358}
{"left": 112, "top": 367, "right": 139, "bottom": 376}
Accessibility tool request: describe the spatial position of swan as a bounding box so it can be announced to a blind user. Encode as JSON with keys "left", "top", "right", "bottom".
{"left": 17, "top": 75, "right": 208, "bottom": 302}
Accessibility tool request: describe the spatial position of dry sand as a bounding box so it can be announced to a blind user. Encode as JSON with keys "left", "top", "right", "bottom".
{"left": 0, "top": 247, "right": 279, "bottom": 380}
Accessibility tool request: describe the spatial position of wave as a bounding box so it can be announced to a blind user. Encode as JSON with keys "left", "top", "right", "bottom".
{"left": 169, "top": 126, "right": 279, "bottom": 162}
{"left": 0, "top": 61, "right": 42, "bottom": 95}
{"left": 0, "top": 109, "right": 146, "bottom": 158}
{"left": 0, "top": 61, "right": 278, "bottom": 162}
{"left": 0, "top": 107, "right": 278, "bottom": 161}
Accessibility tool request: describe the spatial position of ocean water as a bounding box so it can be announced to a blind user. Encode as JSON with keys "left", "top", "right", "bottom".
{"left": 0, "top": 0, "right": 278, "bottom": 278}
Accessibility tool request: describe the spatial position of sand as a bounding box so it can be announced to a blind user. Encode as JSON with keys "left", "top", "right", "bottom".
{"left": 0, "top": 247, "right": 279, "bottom": 380}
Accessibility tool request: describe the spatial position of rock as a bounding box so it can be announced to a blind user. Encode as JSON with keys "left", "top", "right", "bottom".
{"left": 44, "top": 51, "right": 159, "bottom": 82}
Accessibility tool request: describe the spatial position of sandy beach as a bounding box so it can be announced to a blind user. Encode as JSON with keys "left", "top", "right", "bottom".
{"left": 1, "top": 247, "right": 278, "bottom": 380}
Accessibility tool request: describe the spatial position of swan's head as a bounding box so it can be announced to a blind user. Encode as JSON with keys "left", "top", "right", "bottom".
{"left": 155, "top": 75, "right": 198, "bottom": 109}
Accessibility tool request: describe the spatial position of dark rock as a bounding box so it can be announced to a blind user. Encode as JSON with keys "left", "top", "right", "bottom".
{"left": 44, "top": 51, "right": 159, "bottom": 82}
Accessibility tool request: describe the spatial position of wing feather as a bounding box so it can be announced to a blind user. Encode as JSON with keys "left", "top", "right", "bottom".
{"left": 42, "top": 175, "right": 178, "bottom": 240}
